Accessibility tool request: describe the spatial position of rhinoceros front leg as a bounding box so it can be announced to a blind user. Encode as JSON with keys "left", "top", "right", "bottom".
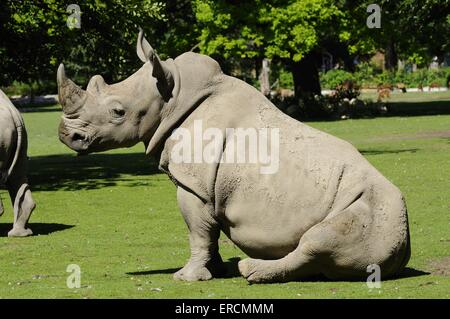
{"left": 174, "top": 186, "right": 225, "bottom": 281}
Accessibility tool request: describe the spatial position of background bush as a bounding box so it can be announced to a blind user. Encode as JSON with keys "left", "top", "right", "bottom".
{"left": 2, "top": 80, "right": 56, "bottom": 97}
{"left": 320, "top": 65, "right": 450, "bottom": 89}
{"left": 320, "top": 69, "right": 355, "bottom": 90}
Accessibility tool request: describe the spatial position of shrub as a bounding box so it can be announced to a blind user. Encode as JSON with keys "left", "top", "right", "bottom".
{"left": 320, "top": 69, "right": 354, "bottom": 89}
{"left": 1, "top": 80, "right": 56, "bottom": 97}
{"left": 296, "top": 94, "right": 384, "bottom": 120}
{"left": 353, "top": 62, "right": 379, "bottom": 88}
{"left": 332, "top": 79, "right": 361, "bottom": 100}
{"left": 349, "top": 64, "right": 450, "bottom": 88}
{"left": 278, "top": 70, "right": 294, "bottom": 89}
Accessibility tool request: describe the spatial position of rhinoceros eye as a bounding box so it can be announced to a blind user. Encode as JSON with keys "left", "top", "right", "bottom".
{"left": 111, "top": 107, "right": 125, "bottom": 118}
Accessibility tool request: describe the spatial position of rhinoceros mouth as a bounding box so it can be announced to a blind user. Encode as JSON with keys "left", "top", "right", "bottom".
{"left": 59, "top": 116, "right": 100, "bottom": 154}
{"left": 59, "top": 124, "right": 97, "bottom": 154}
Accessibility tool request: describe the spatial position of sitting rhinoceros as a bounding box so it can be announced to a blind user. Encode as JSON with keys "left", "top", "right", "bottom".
{"left": 0, "top": 89, "right": 35, "bottom": 237}
{"left": 57, "top": 29, "right": 410, "bottom": 283}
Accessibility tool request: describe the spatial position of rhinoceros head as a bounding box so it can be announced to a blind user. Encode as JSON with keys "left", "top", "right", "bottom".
{"left": 58, "top": 29, "right": 176, "bottom": 154}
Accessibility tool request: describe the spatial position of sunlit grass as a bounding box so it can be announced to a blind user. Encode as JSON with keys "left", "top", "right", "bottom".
{"left": 0, "top": 100, "right": 449, "bottom": 298}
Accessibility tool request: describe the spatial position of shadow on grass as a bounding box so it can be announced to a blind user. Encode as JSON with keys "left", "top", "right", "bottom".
{"left": 127, "top": 267, "right": 182, "bottom": 276}
{"left": 127, "top": 260, "right": 429, "bottom": 282}
{"left": 386, "top": 100, "right": 450, "bottom": 117}
{"left": 395, "top": 267, "right": 430, "bottom": 279}
{"left": 0, "top": 222, "right": 74, "bottom": 237}
{"left": 126, "top": 257, "right": 243, "bottom": 279}
{"left": 289, "top": 267, "right": 430, "bottom": 283}
{"left": 28, "top": 152, "right": 161, "bottom": 192}
{"left": 360, "top": 148, "right": 419, "bottom": 156}
{"left": 301, "top": 99, "right": 450, "bottom": 122}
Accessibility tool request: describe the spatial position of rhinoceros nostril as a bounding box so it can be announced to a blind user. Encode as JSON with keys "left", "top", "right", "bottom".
{"left": 72, "top": 132, "right": 85, "bottom": 142}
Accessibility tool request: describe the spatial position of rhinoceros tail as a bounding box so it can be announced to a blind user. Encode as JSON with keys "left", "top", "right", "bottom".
{"left": 4, "top": 101, "right": 24, "bottom": 182}
{"left": 0, "top": 196, "right": 4, "bottom": 216}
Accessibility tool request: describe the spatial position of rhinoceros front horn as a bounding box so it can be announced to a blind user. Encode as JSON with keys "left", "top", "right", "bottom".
{"left": 57, "top": 63, "right": 86, "bottom": 115}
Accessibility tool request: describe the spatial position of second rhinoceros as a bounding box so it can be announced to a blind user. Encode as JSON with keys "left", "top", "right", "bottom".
{"left": 0, "top": 89, "right": 35, "bottom": 237}
{"left": 57, "top": 29, "right": 410, "bottom": 283}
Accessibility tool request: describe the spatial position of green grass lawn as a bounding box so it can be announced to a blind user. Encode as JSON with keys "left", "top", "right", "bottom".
{"left": 360, "top": 90, "right": 450, "bottom": 102}
{"left": 0, "top": 99, "right": 449, "bottom": 299}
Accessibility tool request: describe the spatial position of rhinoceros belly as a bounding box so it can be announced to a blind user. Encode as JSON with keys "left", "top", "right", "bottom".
{"left": 216, "top": 158, "right": 347, "bottom": 259}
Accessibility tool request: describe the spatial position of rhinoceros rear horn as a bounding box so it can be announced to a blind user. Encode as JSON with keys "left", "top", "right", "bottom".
{"left": 57, "top": 63, "right": 86, "bottom": 115}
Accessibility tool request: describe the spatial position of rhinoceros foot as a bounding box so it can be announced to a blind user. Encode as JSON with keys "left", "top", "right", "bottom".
{"left": 8, "top": 227, "right": 33, "bottom": 237}
{"left": 238, "top": 258, "right": 270, "bottom": 283}
{"left": 174, "top": 263, "right": 213, "bottom": 281}
{"left": 238, "top": 258, "right": 283, "bottom": 284}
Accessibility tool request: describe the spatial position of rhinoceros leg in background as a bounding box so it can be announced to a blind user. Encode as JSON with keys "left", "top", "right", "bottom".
{"left": 6, "top": 137, "right": 35, "bottom": 237}
{"left": 173, "top": 187, "right": 226, "bottom": 281}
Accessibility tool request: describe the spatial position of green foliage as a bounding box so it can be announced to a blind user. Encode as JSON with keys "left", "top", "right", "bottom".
{"left": 194, "top": 0, "right": 265, "bottom": 60}
{"left": 278, "top": 70, "right": 294, "bottom": 89}
{"left": 1, "top": 0, "right": 449, "bottom": 111}
{"left": 351, "top": 62, "right": 381, "bottom": 87}
{"left": 193, "top": 0, "right": 348, "bottom": 80}
{"left": 262, "top": 0, "right": 345, "bottom": 62}
{"left": 321, "top": 64, "right": 450, "bottom": 89}
{"left": 193, "top": 0, "right": 349, "bottom": 62}
{"left": 342, "top": 0, "right": 450, "bottom": 66}
{"left": 320, "top": 69, "right": 354, "bottom": 89}
{"left": 365, "top": 67, "right": 449, "bottom": 88}
{"left": 1, "top": 80, "right": 56, "bottom": 97}
{"left": 0, "top": 0, "right": 167, "bottom": 87}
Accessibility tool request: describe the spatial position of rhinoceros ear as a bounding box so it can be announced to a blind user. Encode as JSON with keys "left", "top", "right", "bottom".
{"left": 137, "top": 27, "right": 154, "bottom": 63}
{"left": 151, "top": 54, "right": 174, "bottom": 100}
{"left": 137, "top": 28, "right": 174, "bottom": 100}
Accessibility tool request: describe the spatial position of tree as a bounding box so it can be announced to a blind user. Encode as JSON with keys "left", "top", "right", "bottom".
{"left": 151, "top": 0, "right": 200, "bottom": 59}
{"left": 193, "top": 0, "right": 348, "bottom": 98}
{"left": 341, "top": 0, "right": 450, "bottom": 70}
{"left": 0, "top": 0, "right": 166, "bottom": 90}
{"left": 390, "top": 0, "right": 450, "bottom": 67}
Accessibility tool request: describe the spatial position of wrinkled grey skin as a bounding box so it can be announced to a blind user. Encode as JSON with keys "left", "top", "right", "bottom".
{"left": 0, "top": 89, "right": 35, "bottom": 237}
{"left": 58, "top": 30, "right": 410, "bottom": 283}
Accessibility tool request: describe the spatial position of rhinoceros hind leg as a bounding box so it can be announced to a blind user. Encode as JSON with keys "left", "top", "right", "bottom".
{"left": 8, "top": 183, "right": 35, "bottom": 237}
{"left": 174, "top": 187, "right": 225, "bottom": 281}
{"left": 238, "top": 242, "right": 319, "bottom": 283}
{"left": 239, "top": 187, "right": 410, "bottom": 283}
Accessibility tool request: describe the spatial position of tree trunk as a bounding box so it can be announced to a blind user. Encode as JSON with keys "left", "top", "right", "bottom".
{"left": 291, "top": 53, "right": 321, "bottom": 99}
{"left": 259, "top": 58, "right": 271, "bottom": 96}
{"left": 27, "top": 80, "right": 35, "bottom": 103}
{"left": 384, "top": 39, "right": 397, "bottom": 71}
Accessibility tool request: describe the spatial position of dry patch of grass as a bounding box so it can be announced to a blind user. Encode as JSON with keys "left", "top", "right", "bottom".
{"left": 428, "top": 257, "right": 450, "bottom": 277}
